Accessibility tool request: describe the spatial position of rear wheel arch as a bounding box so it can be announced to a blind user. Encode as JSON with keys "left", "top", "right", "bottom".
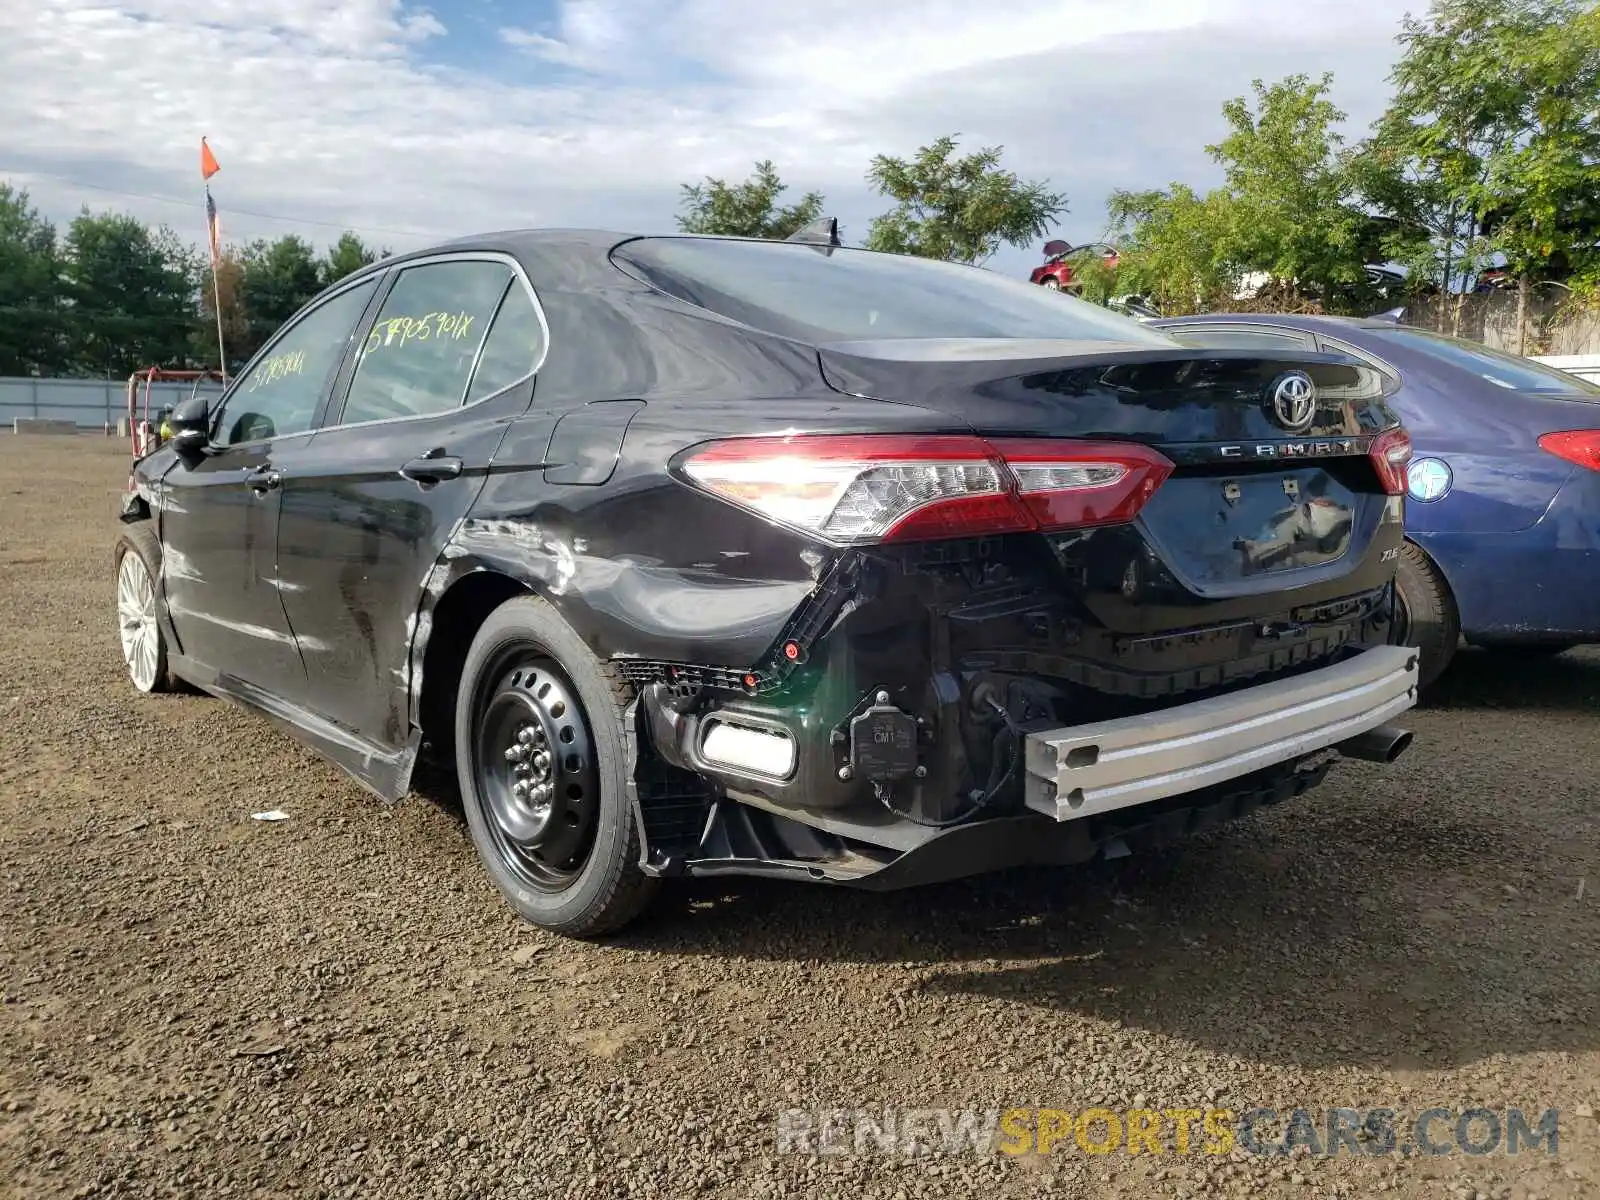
{"left": 414, "top": 568, "right": 536, "bottom": 764}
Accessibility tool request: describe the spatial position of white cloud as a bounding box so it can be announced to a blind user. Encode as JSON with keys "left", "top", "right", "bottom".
{"left": 500, "top": 0, "right": 649, "bottom": 71}
{"left": 1, "top": 0, "right": 1415, "bottom": 276}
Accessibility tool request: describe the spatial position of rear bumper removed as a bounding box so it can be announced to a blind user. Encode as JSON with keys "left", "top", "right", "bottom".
{"left": 634, "top": 642, "right": 1419, "bottom": 890}
{"left": 1023, "top": 643, "right": 1419, "bottom": 822}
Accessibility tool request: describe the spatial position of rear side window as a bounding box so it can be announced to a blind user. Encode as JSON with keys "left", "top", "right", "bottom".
{"left": 338, "top": 261, "right": 511, "bottom": 425}
{"left": 465, "top": 281, "right": 545, "bottom": 403}
{"left": 1368, "top": 326, "right": 1600, "bottom": 397}
{"left": 611, "top": 237, "right": 1175, "bottom": 346}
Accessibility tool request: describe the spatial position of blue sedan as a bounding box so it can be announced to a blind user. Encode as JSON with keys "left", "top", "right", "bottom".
{"left": 1154, "top": 314, "right": 1600, "bottom": 687}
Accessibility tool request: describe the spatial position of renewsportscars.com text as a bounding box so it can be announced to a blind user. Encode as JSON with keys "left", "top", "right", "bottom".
{"left": 775, "top": 1106, "right": 1561, "bottom": 1159}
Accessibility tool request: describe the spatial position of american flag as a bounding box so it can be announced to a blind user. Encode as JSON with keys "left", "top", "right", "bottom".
{"left": 205, "top": 187, "right": 222, "bottom": 270}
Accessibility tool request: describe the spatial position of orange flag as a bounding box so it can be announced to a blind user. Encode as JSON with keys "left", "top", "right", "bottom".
{"left": 200, "top": 137, "right": 221, "bottom": 180}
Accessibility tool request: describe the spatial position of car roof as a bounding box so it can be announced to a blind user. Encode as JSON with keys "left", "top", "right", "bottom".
{"left": 331, "top": 227, "right": 878, "bottom": 293}
{"left": 1153, "top": 312, "right": 1396, "bottom": 333}
{"left": 333, "top": 227, "right": 634, "bottom": 283}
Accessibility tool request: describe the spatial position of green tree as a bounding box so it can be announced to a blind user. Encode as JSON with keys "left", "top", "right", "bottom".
{"left": 61, "top": 211, "right": 198, "bottom": 377}
{"left": 675, "top": 160, "right": 826, "bottom": 239}
{"left": 1474, "top": 0, "right": 1600, "bottom": 348}
{"left": 1104, "top": 75, "right": 1381, "bottom": 315}
{"left": 1357, "top": 0, "right": 1566, "bottom": 331}
{"left": 1106, "top": 185, "right": 1242, "bottom": 315}
{"left": 0, "top": 185, "right": 65, "bottom": 375}
{"left": 863, "top": 135, "right": 1067, "bottom": 264}
{"left": 195, "top": 251, "right": 250, "bottom": 372}
{"left": 237, "top": 234, "right": 323, "bottom": 361}
{"left": 1209, "top": 73, "right": 1374, "bottom": 308}
{"left": 321, "top": 231, "right": 385, "bottom": 286}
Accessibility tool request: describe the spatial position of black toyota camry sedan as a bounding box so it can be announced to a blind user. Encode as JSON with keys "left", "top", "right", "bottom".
{"left": 115, "top": 222, "right": 1421, "bottom": 937}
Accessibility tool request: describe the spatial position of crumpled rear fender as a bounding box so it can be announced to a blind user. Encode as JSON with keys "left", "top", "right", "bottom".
{"left": 404, "top": 515, "right": 821, "bottom": 733}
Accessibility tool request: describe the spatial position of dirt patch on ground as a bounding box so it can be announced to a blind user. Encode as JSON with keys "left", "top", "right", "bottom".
{"left": 1, "top": 435, "right": 1597, "bottom": 1199}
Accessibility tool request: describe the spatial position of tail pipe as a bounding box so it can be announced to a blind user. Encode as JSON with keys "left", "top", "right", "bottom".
{"left": 1336, "top": 723, "right": 1414, "bottom": 764}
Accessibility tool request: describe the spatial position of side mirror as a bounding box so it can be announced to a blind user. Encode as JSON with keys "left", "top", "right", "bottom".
{"left": 170, "top": 394, "right": 211, "bottom": 458}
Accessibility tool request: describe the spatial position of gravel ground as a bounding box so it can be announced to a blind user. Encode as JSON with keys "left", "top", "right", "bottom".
{"left": 1, "top": 435, "right": 1597, "bottom": 1200}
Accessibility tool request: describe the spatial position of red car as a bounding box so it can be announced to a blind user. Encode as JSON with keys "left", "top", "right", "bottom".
{"left": 1029, "top": 240, "right": 1120, "bottom": 290}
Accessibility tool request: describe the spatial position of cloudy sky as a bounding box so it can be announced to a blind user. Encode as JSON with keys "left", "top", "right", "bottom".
{"left": 2, "top": 0, "right": 1416, "bottom": 278}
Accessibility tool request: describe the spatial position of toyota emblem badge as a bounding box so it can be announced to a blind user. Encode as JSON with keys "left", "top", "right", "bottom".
{"left": 1268, "top": 370, "right": 1318, "bottom": 432}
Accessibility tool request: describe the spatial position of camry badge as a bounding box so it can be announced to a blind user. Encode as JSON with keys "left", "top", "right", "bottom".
{"left": 1268, "top": 371, "right": 1318, "bottom": 433}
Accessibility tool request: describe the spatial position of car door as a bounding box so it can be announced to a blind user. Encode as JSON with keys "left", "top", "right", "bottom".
{"left": 270, "top": 253, "right": 549, "bottom": 751}
{"left": 158, "top": 276, "right": 381, "bottom": 697}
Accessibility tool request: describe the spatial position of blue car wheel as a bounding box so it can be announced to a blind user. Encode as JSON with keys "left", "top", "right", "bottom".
{"left": 1391, "top": 541, "right": 1460, "bottom": 689}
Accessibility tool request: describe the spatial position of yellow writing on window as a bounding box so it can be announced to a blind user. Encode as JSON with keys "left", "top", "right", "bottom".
{"left": 248, "top": 348, "right": 307, "bottom": 392}
{"left": 364, "top": 310, "right": 477, "bottom": 354}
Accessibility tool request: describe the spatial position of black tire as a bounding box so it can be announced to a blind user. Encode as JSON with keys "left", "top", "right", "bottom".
{"left": 454, "top": 594, "right": 658, "bottom": 937}
{"left": 1040, "top": 277, "right": 1061, "bottom": 290}
{"left": 113, "top": 525, "right": 185, "bottom": 694}
{"left": 1390, "top": 540, "right": 1460, "bottom": 690}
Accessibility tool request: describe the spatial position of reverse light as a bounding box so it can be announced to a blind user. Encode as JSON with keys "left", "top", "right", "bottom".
{"left": 678, "top": 434, "right": 1174, "bottom": 544}
{"left": 700, "top": 720, "right": 797, "bottom": 780}
{"left": 1538, "top": 429, "right": 1600, "bottom": 472}
{"left": 1368, "top": 426, "right": 1413, "bottom": 495}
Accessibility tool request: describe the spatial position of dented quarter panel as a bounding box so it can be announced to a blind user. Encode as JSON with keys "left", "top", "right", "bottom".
{"left": 420, "top": 304, "right": 957, "bottom": 674}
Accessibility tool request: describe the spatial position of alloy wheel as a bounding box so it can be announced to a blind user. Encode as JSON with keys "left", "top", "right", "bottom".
{"left": 116, "top": 551, "right": 160, "bottom": 692}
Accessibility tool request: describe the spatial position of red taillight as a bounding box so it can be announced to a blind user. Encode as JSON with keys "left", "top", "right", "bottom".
{"left": 1539, "top": 429, "right": 1600, "bottom": 472}
{"left": 989, "top": 438, "right": 1174, "bottom": 530}
{"left": 678, "top": 434, "right": 1172, "bottom": 545}
{"left": 1368, "top": 426, "right": 1412, "bottom": 495}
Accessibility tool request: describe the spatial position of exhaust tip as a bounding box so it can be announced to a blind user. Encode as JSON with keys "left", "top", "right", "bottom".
{"left": 1337, "top": 724, "right": 1414, "bottom": 764}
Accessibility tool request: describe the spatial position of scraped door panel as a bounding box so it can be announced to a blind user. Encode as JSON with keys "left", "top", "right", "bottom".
{"left": 273, "top": 256, "right": 549, "bottom": 751}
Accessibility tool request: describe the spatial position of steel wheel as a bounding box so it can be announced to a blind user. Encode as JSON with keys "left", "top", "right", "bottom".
{"left": 454, "top": 594, "right": 658, "bottom": 937}
{"left": 471, "top": 652, "right": 601, "bottom": 892}
{"left": 117, "top": 548, "right": 162, "bottom": 692}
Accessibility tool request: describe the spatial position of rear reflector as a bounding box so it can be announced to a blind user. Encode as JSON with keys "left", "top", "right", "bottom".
{"left": 1539, "top": 429, "right": 1600, "bottom": 472}
{"left": 1368, "top": 426, "right": 1413, "bottom": 495}
{"left": 678, "top": 434, "right": 1174, "bottom": 544}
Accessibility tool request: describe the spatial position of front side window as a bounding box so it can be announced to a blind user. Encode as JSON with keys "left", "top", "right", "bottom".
{"left": 214, "top": 279, "right": 377, "bottom": 445}
{"left": 338, "top": 261, "right": 512, "bottom": 425}
{"left": 611, "top": 237, "right": 1175, "bottom": 347}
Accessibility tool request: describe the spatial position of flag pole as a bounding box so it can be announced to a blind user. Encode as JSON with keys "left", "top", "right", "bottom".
{"left": 200, "top": 137, "right": 228, "bottom": 381}
{"left": 206, "top": 189, "right": 228, "bottom": 382}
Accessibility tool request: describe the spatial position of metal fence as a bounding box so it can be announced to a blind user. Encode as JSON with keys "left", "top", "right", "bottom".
{"left": 1, "top": 376, "right": 225, "bottom": 431}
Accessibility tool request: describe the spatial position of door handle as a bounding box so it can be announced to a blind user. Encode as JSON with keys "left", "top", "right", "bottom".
{"left": 400, "top": 454, "right": 464, "bottom": 483}
{"left": 245, "top": 466, "right": 282, "bottom": 493}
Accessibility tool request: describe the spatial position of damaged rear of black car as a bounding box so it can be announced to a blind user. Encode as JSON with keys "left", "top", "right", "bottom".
{"left": 115, "top": 225, "right": 1420, "bottom": 937}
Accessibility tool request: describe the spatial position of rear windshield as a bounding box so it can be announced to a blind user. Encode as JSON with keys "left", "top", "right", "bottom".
{"left": 611, "top": 237, "right": 1175, "bottom": 346}
{"left": 1367, "top": 326, "right": 1600, "bottom": 397}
